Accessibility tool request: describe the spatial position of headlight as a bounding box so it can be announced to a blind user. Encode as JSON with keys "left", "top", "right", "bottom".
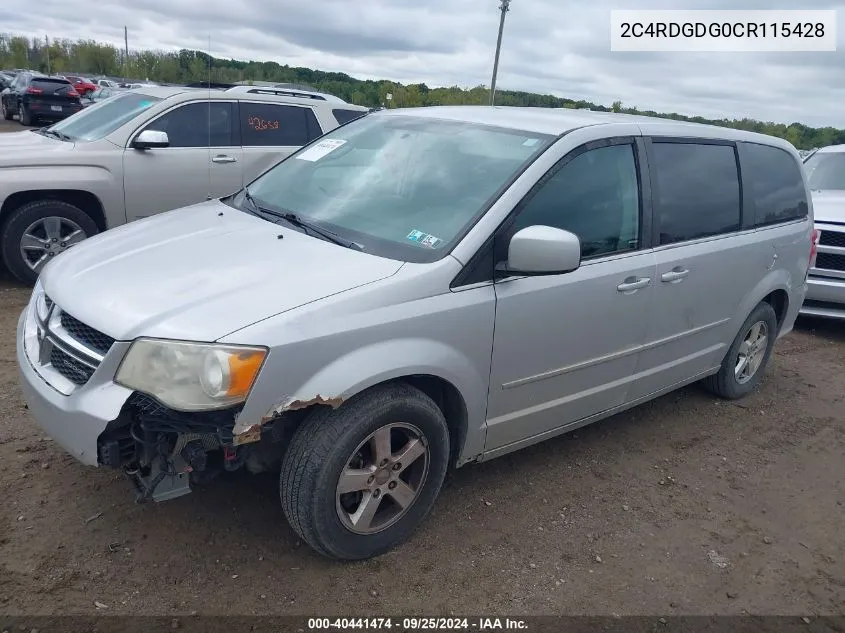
{"left": 32, "top": 280, "right": 50, "bottom": 322}
{"left": 115, "top": 339, "right": 267, "bottom": 411}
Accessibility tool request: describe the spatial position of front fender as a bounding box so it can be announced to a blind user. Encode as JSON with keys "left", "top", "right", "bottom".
{"left": 0, "top": 164, "right": 123, "bottom": 225}
{"left": 233, "top": 338, "right": 489, "bottom": 464}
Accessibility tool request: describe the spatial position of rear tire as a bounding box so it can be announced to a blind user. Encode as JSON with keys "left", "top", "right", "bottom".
{"left": 703, "top": 301, "right": 778, "bottom": 399}
{"left": 280, "top": 382, "right": 450, "bottom": 560}
{"left": 1, "top": 199, "right": 98, "bottom": 285}
{"left": 18, "top": 103, "right": 32, "bottom": 126}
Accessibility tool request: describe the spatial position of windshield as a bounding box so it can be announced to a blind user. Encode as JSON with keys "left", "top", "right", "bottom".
{"left": 804, "top": 152, "right": 845, "bottom": 190}
{"left": 48, "top": 91, "right": 162, "bottom": 141}
{"left": 245, "top": 114, "right": 554, "bottom": 262}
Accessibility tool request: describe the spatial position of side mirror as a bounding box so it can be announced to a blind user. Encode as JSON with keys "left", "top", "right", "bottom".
{"left": 502, "top": 225, "right": 581, "bottom": 276}
{"left": 132, "top": 129, "right": 169, "bottom": 150}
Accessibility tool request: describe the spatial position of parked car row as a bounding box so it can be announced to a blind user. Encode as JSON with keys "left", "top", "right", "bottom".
{"left": 11, "top": 100, "right": 823, "bottom": 560}
{"left": 0, "top": 83, "right": 368, "bottom": 282}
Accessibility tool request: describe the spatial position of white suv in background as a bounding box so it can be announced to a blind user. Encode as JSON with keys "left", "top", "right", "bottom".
{"left": 0, "top": 85, "right": 368, "bottom": 283}
{"left": 801, "top": 145, "right": 845, "bottom": 319}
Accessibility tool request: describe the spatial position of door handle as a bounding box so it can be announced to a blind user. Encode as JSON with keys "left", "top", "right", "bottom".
{"left": 661, "top": 268, "right": 690, "bottom": 283}
{"left": 212, "top": 155, "right": 237, "bottom": 164}
{"left": 617, "top": 277, "right": 651, "bottom": 293}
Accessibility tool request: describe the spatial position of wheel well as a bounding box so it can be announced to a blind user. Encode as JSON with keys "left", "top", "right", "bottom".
{"left": 270, "top": 375, "right": 470, "bottom": 469}
{"left": 402, "top": 375, "right": 469, "bottom": 468}
{"left": 0, "top": 190, "right": 107, "bottom": 232}
{"left": 762, "top": 289, "right": 789, "bottom": 333}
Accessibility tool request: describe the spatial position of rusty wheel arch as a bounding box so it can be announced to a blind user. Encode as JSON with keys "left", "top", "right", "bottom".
{"left": 248, "top": 375, "right": 470, "bottom": 469}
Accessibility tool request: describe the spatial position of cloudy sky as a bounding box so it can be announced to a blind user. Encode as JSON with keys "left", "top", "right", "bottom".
{"left": 3, "top": 0, "right": 845, "bottom": 127}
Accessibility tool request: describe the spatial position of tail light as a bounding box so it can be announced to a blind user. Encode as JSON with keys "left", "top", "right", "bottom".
{"left": 68, "top": 90, "right": 79, "bottom": 98}
{"left": 26, "top": 87, "right": 42, "bottom": 94}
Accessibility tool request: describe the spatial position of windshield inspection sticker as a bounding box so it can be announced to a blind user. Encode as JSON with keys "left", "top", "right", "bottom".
{"left": 296, "top": 138, "right": 347, "bottom": 162}
{"left": 522, "top": 138, "right": 539, "bottom": 147}
{"left": 407, "top": 229, "right": 442, "bottom": 248}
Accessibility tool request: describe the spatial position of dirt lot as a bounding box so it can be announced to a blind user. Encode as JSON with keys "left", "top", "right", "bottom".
{"left": 0, "top": 117, "right": 843, "bottom": 617}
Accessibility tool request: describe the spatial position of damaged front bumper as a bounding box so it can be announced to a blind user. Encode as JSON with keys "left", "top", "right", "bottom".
{"left": 17, "top": 311, "right": 285, "bottom": 503}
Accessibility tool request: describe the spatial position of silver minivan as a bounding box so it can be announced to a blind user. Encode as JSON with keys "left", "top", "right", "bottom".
{"left": 17, "top": 106, "right": 813, "bottom": 560}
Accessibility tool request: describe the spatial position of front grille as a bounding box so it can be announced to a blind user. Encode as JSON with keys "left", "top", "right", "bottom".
{"left": 32, "top": 296, "right": 112, "bottom": 390}
{"left": 50, "top": 346, "right": 95, "bottom": 385}
{"left": 60, "top": 311, "right": 115, "bottom": 355}
{"left": 819, "top": 231, "right": 845, "bottom": 249}
{"left": 815, "top": 252, "right": 845, "bottom": 272}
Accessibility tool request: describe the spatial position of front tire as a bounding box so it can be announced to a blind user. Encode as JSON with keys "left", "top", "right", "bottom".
{"left": 280, "top": 383, "right": 450, "bottom": 560}
{"left": 1, "top": 100, "right": 12, "bottom": 120}
{"left": 1, "top": 199, "right": 98, "bottom": 285}
{"left": 703, "top": 301, "right": 778, "bottom": 399}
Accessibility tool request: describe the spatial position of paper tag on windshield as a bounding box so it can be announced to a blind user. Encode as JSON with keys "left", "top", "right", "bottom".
{"left": 296, "top": 139, "right": 347, "bottom": 162}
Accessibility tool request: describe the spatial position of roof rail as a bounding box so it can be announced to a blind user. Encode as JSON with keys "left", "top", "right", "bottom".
{"left": 228, "top": 86, "right": 327, "bottom": 100}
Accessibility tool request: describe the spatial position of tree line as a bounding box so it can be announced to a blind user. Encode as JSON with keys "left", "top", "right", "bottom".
{"left": 1, "top": 32, "right": 841, "bottom": 149}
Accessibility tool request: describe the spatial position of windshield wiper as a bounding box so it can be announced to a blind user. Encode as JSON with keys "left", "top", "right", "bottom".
{"left": 37, "top": 128, "right": 73, "bottom": 142}
{"left": 239, "top": 189, "right": 362, "bottom": 251}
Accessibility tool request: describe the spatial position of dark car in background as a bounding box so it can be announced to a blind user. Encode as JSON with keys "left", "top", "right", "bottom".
{"left": 0, "top": 72, "right": 83, "bottom": 126}
{"left": 0, "top": 71, "right": 16, "bottom": 90}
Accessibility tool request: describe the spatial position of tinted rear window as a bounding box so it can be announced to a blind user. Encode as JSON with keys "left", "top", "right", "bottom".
{"left": 651, "top": 142, "right": 741, "bottom": 245}
{"left": 743, "top": 143, "right": 808, "bottom": 226}
{"left": 333, "top": 108, "right": 366, "bottom": 125}
{"left": 31, "top": 78, "right": 73, "bottom": 92}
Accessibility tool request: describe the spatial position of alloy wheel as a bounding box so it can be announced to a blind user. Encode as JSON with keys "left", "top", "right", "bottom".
{"left": 336, "top": 422, "right": 430, "bottom": 535}
{"left": 734, "top": 320, "right": 769, "bottom": 384}
{"left": 19, "top": 216, "right": 88, "bottom": 274}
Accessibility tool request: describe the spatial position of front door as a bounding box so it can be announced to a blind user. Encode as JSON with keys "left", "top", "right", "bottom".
{"left": 486, "top": 139, "right": 656, "bottom": 451}
{"left": 123, "top": 100, "right": 243, "bottom": 221}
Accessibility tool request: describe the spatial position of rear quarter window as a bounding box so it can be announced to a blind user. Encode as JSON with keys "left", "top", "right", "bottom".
{"left": 742, "top": 143, "right": 809, "bottom": 226}
{"left": 332, "top": 108, "right": 366, "bottom": 125}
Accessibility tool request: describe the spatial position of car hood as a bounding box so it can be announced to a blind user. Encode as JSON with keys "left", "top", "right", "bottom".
{"left": 0, "top": 129, "right": 70, "bottom": 159}
{"left": 811, "top": 190, "right": 845, "bottom": 224}
{"left": 40, "top": 200, "right": 404, "bottom": 342}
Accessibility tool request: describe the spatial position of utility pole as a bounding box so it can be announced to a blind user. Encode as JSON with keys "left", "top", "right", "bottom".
{"left": 489, "top": 0, "right": 511, "bottom": 106}
{"left": 124, "top": 26, "right": 129, "bottom": 80}
{"left": 44, "top": 35, "right": 50, "bottom": 75}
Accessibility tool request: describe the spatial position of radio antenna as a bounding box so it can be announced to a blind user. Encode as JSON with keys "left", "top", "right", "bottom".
{"left": 206, "top": 33, "right": 212, "bottom": 200}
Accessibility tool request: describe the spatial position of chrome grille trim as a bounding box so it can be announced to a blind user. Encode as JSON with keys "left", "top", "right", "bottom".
{"left": 811, "top": 225, "right": 845, "bottom": 279}
{"left": 29, "top": 296, "right": 114, "bottom": 391}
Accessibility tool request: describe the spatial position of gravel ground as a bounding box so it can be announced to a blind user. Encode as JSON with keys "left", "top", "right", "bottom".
{"left": 0, "top": 117, "right": 842, "bottom": 616}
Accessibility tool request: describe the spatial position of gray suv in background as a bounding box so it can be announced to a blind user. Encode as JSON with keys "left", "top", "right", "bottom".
{"left": 17, "top": 107, "right": 812, "bottom": 560}
{"left": 801, "top": 145, "right": 845, "bottom": 319}
{"left": 0, "top": 85, "right": 367, "bottom": 283}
